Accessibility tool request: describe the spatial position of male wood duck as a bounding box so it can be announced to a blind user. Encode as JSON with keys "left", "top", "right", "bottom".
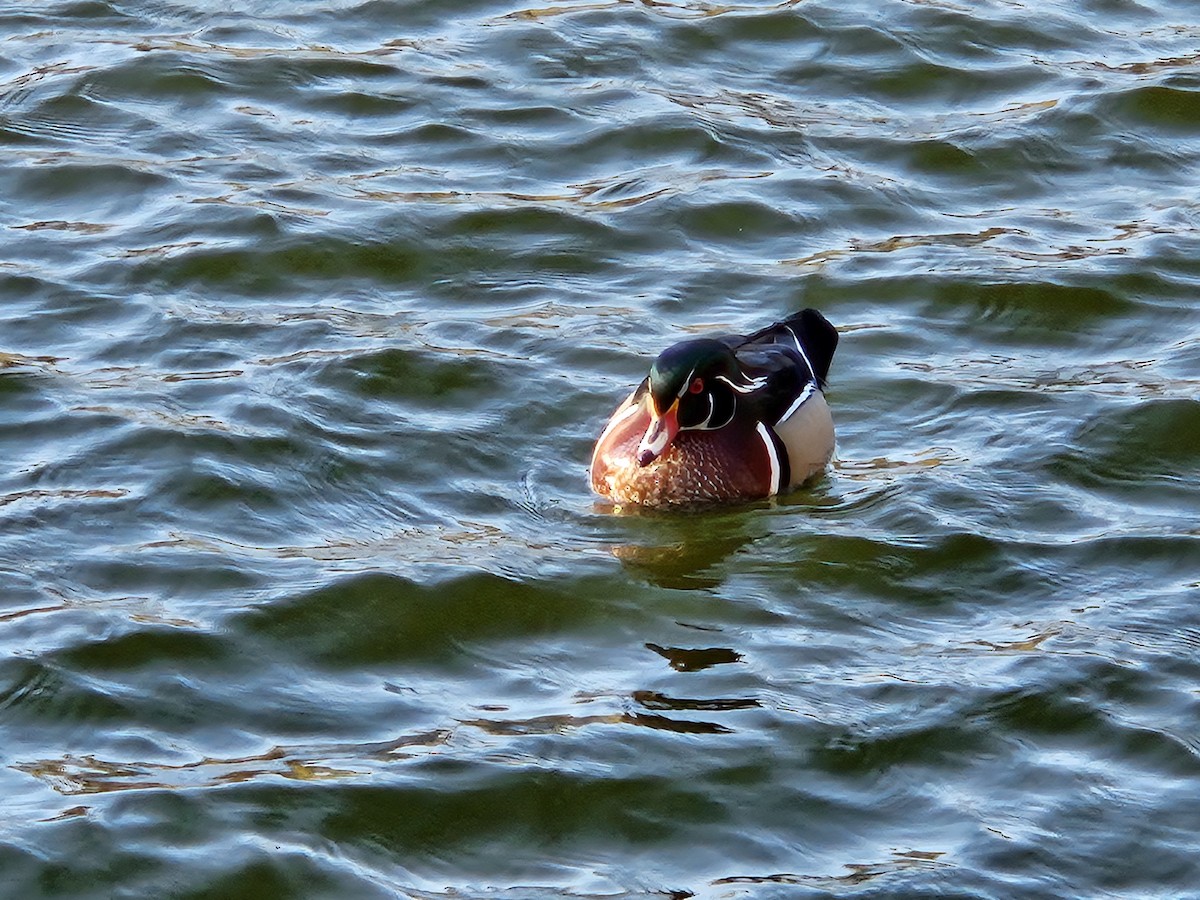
{"left": 590, "top": 308, "right": 838, "bottom": 506}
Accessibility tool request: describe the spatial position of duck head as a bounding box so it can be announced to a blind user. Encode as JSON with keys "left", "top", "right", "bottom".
{"left": 636, "top": 338, "right": 748, "bottom": 466}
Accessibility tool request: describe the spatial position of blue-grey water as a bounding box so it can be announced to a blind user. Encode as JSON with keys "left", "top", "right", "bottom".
{"left": 2, "top": 1, "right": 1200, "bottom": 897}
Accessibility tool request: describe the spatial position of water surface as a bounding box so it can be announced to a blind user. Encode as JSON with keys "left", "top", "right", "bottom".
{"left": 2, "top": 1, "right": 1200, "bottom": 897}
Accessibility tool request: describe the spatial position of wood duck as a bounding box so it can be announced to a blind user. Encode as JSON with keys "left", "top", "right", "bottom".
{"left": 590, "top": 308, "right": 838, "bottom": 506}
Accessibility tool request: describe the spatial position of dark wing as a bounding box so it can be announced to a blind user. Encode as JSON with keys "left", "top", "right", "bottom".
{"left": 730, "top": 342, "right": 812, "bottom": 426}
{"left": 735, "top": 308, "right": 838, "bottom": 387}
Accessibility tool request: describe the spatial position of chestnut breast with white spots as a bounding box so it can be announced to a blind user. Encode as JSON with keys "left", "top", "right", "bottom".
{"left": 590, "top": 395, "right": 776, "bottom": 506}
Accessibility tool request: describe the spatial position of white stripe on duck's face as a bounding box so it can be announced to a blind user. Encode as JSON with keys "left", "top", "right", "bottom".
{"left": 636, "top": 402, "right": 676, "bottom": 466}
{"left": 635, "top": 374, "right": 739, "bottom": 465}
{"left": 678, "top": 379, "right": 735, "bottom": 432}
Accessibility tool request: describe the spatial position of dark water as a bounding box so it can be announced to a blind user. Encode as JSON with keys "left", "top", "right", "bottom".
{"left": 3, "top": 1, "right": 1200, "bottom": 896}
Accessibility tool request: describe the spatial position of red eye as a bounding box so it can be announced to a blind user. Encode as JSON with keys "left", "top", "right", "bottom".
{"left": 689, "top": 378, "right": 704, "bottom": 394}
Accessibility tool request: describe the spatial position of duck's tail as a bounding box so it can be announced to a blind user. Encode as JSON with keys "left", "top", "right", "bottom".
{"left": 744, "top": 308, "right": 839, "bottom": 386}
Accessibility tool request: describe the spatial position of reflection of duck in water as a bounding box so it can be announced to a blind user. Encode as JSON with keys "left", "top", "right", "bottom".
{"left": 608, "top": 510, "right": 755, "bottom": 589}
{"left": 591, "top": 309, "right": 839, "bottom": 506}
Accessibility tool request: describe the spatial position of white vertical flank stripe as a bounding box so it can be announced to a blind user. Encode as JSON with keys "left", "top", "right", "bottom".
{"left": 755, "top": 420, "right": 781, "bottom": 495}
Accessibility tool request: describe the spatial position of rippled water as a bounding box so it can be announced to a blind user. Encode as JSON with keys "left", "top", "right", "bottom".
{"left": 3, "top": 0, "right": 1200, "bottom": 896}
